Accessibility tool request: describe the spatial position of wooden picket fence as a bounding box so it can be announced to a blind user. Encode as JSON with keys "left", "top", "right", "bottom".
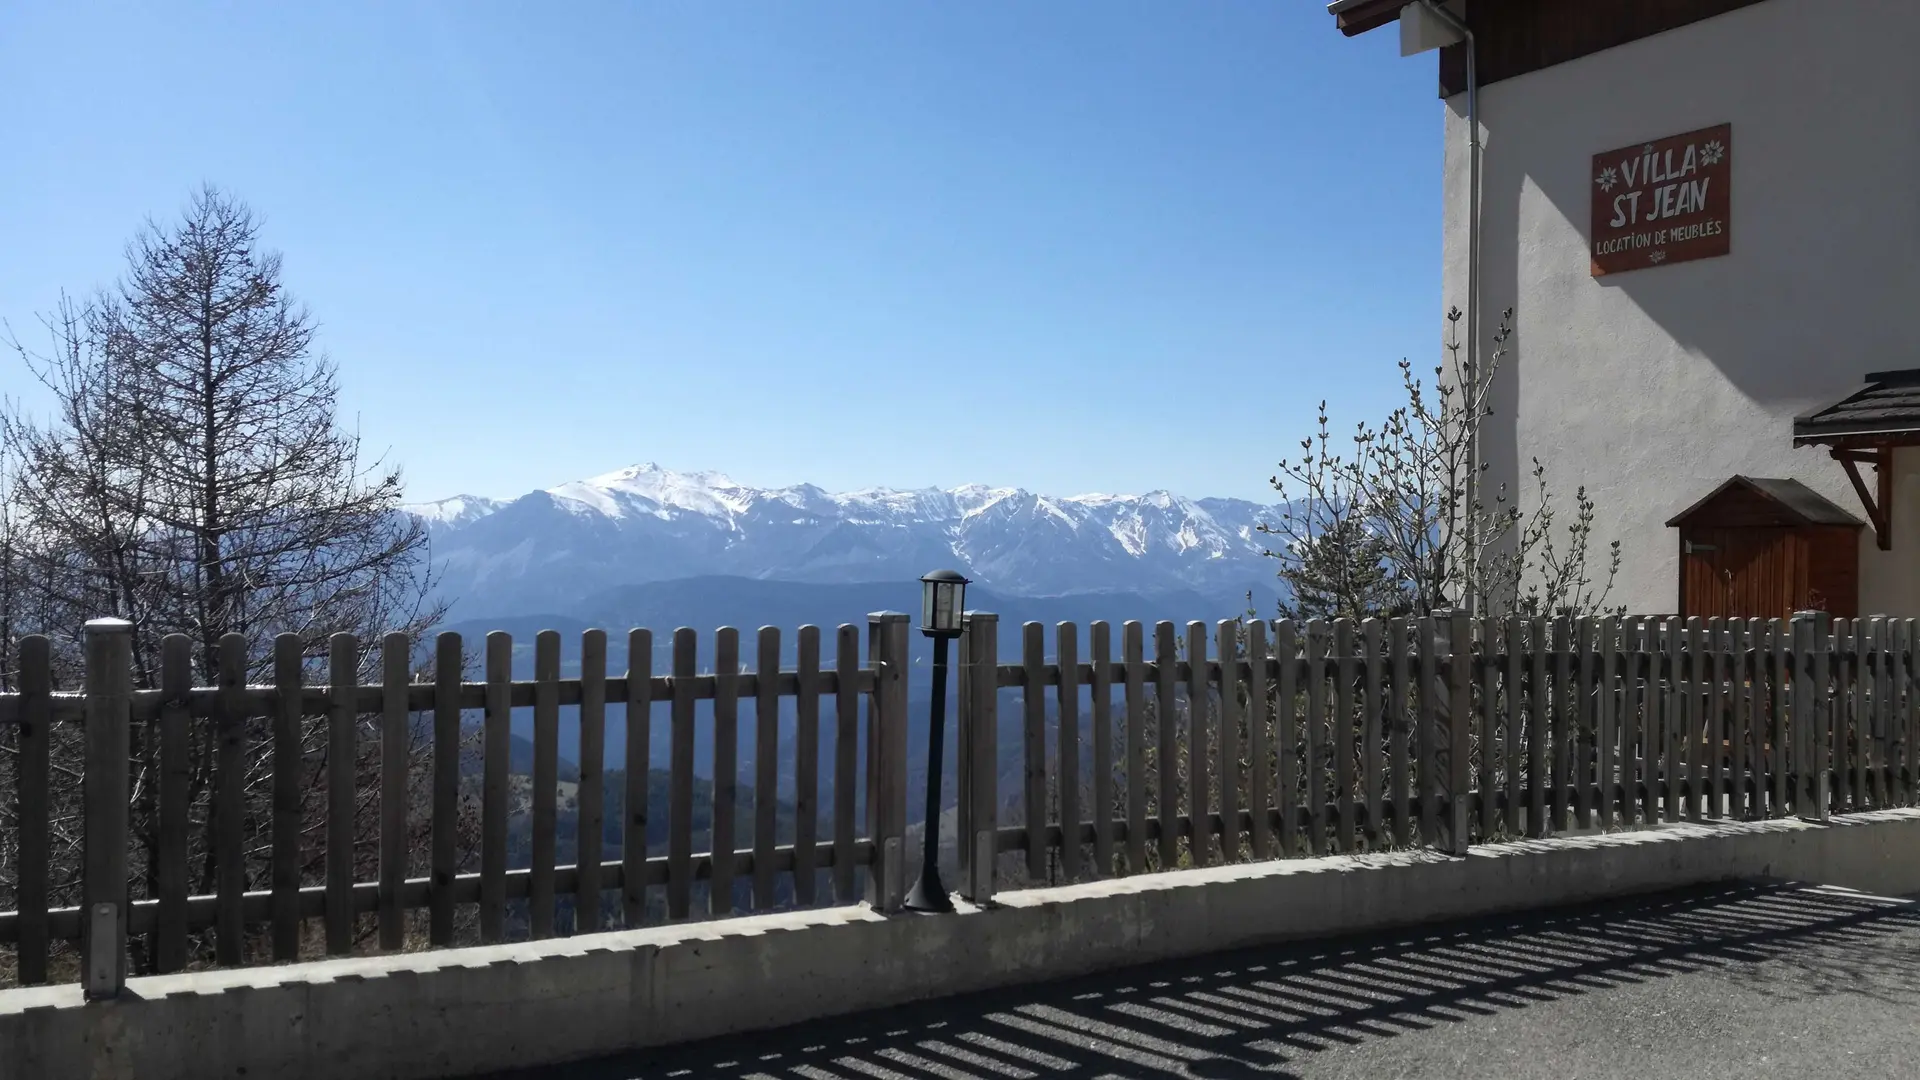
{"left": 0, "top": 615, "right": 910, "bottom": 994}
{"left": 1, "top": 609, "right": 1914, "bottom": 993}
{"left": 948, "top": 611, "right": 1920, "bottom": 902}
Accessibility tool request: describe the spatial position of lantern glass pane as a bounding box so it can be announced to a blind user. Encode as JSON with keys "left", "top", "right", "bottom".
{"left": 922, "top": 582, "right": 937, "bottom": 632}
{"left": 933, "top": 582, "right": 955, "bottom": 631}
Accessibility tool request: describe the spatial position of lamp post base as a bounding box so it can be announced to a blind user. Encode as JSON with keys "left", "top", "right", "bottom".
{"left": 903, "top": 871, "right": 954, "bottom": 914}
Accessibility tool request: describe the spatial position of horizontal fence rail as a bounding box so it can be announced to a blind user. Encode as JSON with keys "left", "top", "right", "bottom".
{"left": 3, "top": 609, "right": 1914, "bottom": 993}
{"left": 0, "top": 615, "right": 913, "bottom": 992}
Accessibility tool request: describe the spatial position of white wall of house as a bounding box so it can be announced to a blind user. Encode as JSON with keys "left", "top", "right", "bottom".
{"left": 1441, "top": 0, "right": 1920, "bottom": 615}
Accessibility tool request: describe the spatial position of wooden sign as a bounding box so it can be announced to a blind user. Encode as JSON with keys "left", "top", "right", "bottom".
{"left": 1590, "top": 123, "right": 1731, "bottom": 276}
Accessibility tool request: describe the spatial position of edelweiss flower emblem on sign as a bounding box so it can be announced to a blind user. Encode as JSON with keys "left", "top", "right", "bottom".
{"left": 1595, "top": 166, "right": 1619, "bottom": 192}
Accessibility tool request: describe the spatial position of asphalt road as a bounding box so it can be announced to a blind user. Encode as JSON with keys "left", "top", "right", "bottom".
{"left": 476, "top": 880, "right": 1920, "bottom": 1079}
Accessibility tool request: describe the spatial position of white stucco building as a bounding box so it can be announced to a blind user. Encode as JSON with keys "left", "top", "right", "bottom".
{"left": 1331, "top": 0, "right": 1920, "bottom": 619}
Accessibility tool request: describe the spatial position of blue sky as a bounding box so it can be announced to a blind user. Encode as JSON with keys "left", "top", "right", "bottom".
{"left": 1, "top": 1, "right": 1440, "bottom": 505}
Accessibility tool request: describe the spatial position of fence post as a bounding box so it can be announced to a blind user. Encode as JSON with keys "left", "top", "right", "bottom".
{"left": 81, "top": 617, "right": 133, "bottom": 1000}
{"left": 1792, "top": 610, "right": 1830, "bottom": 821}
{"left": 958, "top": 612, "right": 999, "bottom": 905}
{"left": 867, "top": 611, "right": 911, "bottom": 912}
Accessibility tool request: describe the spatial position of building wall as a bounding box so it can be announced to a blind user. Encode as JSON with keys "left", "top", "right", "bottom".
{"left": 1441, "top": 0, "right": 1920, "bottom": 615}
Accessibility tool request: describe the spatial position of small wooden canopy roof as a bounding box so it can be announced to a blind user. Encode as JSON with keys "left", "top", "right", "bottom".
{"left": 1793, "top": 369, "right": 1920, "bottom": 449}
{"left": 1665, "top": 476, "right": 1862, "bottom": 529}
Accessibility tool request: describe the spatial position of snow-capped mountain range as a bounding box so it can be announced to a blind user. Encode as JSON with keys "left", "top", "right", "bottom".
{"left": 407, "top": 463, "right": 1289, "bottom": 620}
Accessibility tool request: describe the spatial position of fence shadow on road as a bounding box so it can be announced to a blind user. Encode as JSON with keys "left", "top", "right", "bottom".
{"left": 479, "top": 880, "right": 1920, "bottom": 1080}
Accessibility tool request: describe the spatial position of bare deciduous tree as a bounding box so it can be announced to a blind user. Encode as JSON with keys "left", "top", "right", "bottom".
{"left": 1261, "top": 307, "right": 1620, "bottom": 619}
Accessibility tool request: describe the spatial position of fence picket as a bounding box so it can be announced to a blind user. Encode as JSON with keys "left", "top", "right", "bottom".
{"left": 304, "top": 636, "right": 341, "bottom": 951}
{"left": 1305, "top": 619, "right": 1329, "bottom": 855}
{"left": 1245, "top": 620, "right": 1273, "bottom": 860}
{"left": 753, "top": 627, "right": 781, "bottom": 910}
{"left": 833, "top": 625, "right": 860, "bottom": 904}
{"left": 1155, "top": 621, "right": 1180, "bottom": 869}
{"left": 1576, "top": 618, "right": 1597, "bottom": 830}
{"left": 1598, "top": 617, "right": 1619, "bottom": 829}
{"left": 214, "top": 633, "right": 250, "bottom": 967}
{"left": 1416, "top": 617, "right": 1439, "bottom": 846}
{"left": 268, "top": 633, "right": 302, "bottom": 963}
{"left": 1216, "top": 620, "right": 1240, "bottom": 860}
{"left": 1333, "top": 618, "right": 1356, "bottom": 853}
{"left": 793, "top": 626, "right": 821, "bottom": 906}
{"left": 1730, "top": 620, "right": 1750, "bottom": 819}
{"left": 1502, "top": 618, "right": 1523, "bottom": 837}
{"left": 1447, "top": 610, "right": 1473, "bottom": 854}
{"left": 1744, "top": 619, "right": 1764, "bottom": 819}
{"left": 432, "top": 632, "right": 461, "bottom": 946}
{"left": 1622, "top": 620, "right": 1645, "bottom": 827}
{"left": 1187, "top": 622, "right": 1212, "bottom": 866}
{"left": 1840, "top": 617, "right": 1854, "bottom": 813}
{"left": 962, "top": 614, "right": 999, "bottom": 903}
{"left": 1275, "top": 620, "right": 1301, "bottom": 854}
{"left": 1678, "top": 618, "right": 1699, "bottom": 822}
{"left": 379, "top": 633, "right": 411, "bottom": 950}
{"left": 482, "top": 632, "right": 512, "bottom": 941}
{"left": 1024, "top": 622, "right": 1049, "bottom": 879}
{"left": 1090, "top": 621, "right": 1114, "bottom": 875}
{"left": 1790, "top": 616, "right": 1815, "bottom": 817}
{"left": 1838, "top": 618, "right": 1857, "bottom": 815}
{"left": 1528, "top": 618, "right": 1549, "bottom": 837}
{"left": 1815, "top": 618, "right": 1833, "bottom": 819}
{"left": 1773, "top": 619, "right": 1791, "bottom": 817}
{"left": 1475, "top": 617, "right": 1496, "bottom": 842}
{"left": 670, "top": 628, "right": 698, "bottom": 918}
{"left": 1872, "top": 617, "right": 1890, "bottom": 807}
{"left": 1551, "top": 616, "right": 1572, "bottom": 832}
{"left": 1865, "top": 618, "right": 1881, "bottom": 808}
{"left": 1124, "top": 621, "right": 1148, "bottom": 873}
{"left": 1366, "top": 618, "right": 1388, "bottom": 847}
{"left": 1658, "top": 619, "right": 1679, "bottom": 823}
{"left": 531, "top": 631, "right": 561, "bottom": 937}
{"left": 1706, "top": 617, "right": 1726, "bottom": 820}
{"left": 154, "top": 636, "right": 191, "bottom": 974}
{"left": 624, "top": 630, "right": 653, "bottom": 925}
{"left": 578, "top": 629, "right": 608, "bottom": 932}
{"left": 15, "top": 636, "right": 51, "bottom": 984}
{"left": 1056, "top": 622, "right": 1081, "bottom": 879}
{"left": 1897, "top": 620, "right": 1913, "bottom": 805}
{"left": 711, "top": 627, "right": 741, "bottom": 917}
{"left": 1388, "top": 617, "right": 1411, "bottom": 847}
{"left": 1858, "top": 617, "right": 1875, "bottom": 808}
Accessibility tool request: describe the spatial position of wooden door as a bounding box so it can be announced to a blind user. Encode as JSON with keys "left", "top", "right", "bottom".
{"left": 1681, "top": 527, "right": 1798, "bottom": 620}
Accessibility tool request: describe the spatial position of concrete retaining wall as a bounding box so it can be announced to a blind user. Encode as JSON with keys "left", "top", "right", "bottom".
{"left": 8, "top": 809, "right": 1920, "bottom": 1080}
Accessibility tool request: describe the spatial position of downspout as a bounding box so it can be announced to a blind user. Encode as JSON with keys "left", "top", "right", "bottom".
{"left": 1418, "top": 0, "right": 1479, "bottom": 618}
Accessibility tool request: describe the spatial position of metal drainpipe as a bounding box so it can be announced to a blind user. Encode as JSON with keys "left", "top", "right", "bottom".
{"left": 1419, "top": 0, "right": 1479, "bottom": 618}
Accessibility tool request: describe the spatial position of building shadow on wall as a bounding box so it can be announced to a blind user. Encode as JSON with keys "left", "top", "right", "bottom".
{"left": 471, "top": 880, "right": 1920, "bottom": 1079}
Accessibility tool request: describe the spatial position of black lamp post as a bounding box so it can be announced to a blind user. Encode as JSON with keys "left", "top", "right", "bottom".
{"left": 905, "top": 568, "right": 969, "bottom": 913}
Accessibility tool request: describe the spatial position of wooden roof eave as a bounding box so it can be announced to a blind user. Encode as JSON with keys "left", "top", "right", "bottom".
{"left": 1328, "top": 0, "right": 1407, "bottom": 37}
{"left": 1792, "top": 428, "right": 1920, "bottom": 450}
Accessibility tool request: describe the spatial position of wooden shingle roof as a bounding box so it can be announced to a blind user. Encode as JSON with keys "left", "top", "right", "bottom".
{"left": 1793, "top": 369, "right": 1920, "bottom": 447}
{"left": 1665, "top": 476, "right": 1862, "bottom": 529}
